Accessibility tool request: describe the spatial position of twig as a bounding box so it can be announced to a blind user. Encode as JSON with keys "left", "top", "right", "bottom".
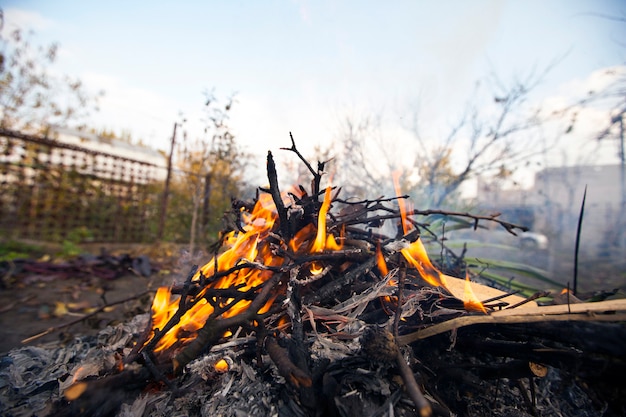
{"left": 480, "top": 290, "right": 522, "bottom": 305}
{"left": 573, "top": 185, "right": 587, "bottom": 296}
{"left": 280, "top": 132, "right": 323, "bottom": 196}
{"left": 265, "top": 336, "right": 312, "bottom": 388}
{"left": 142, "top": 351, "right": 175, "bottom": 390}
{"left": 266, "top": 151, "right": 291, "bottom": 240}
{"left": 505, "top": 291, "right": 550, "bottom": 310}
{"left": 395, "top": 350, "right": 432, "bottom": 417}
{"left": 408, "top": 208, "right": 528, "bottom": 235}
{"left": 393, "top": 264, "right": 406, "bottom": 338}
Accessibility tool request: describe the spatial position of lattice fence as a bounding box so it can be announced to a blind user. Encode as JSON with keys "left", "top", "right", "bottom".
{"left": 0, "top": 129, "right": 163, "bottom": 243}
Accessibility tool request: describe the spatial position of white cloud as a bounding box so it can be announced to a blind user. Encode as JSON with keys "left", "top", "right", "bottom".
{"left": 3, "top": 8, "right": 55, "bottom": 32}
{"left": 565, "top": 66, "right": 625, "bottom": 99}
{"left": 80, "top": 72, "right": 181, "bottom": 151}
{"left": 535, "top": 65, "right": 625, "bottom": 168}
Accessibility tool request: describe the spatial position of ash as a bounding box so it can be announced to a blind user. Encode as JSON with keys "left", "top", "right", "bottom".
{"left": 0, "top": 314, "right": 619, "bottom": 417}
{"left": 0, "top": 314, "right": 148, "bottom": 416}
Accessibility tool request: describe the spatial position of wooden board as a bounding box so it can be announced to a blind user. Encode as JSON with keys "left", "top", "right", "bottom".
{"left": 444, "top": 275, "right": 537, "bottom": 308}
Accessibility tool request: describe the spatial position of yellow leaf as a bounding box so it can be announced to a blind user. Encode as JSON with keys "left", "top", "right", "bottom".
{"left": 53, "top": 302, "right": 68, "bottom": 317}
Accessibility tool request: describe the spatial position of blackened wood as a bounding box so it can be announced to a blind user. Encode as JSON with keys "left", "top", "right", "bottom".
{"left": 54, "top": 366, "right": 158, "bottom": 417}
{"left": 266, "top": 336, "right": 312, "bottom": 388}
{"left": 172, "top": 273, "right": 283, "bottom": 372}
{"left": 266, "top": 151, "right": 291, "bottom": 240}
{"left": 303, "top": 257, "right": 377, "bottom": 305}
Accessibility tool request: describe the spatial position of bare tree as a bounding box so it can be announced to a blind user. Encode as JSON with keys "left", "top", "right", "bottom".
{"left": 411, "top": 72, "right": 551, "bottom": 207}
{"left": 329, "top": 70, "right": 552, "bottom": 207}
{"left": 0, "top": 11, "right": 102, "bottom": 132}
{"left": 176, "top": 91, "right": 248, "bottom": 254}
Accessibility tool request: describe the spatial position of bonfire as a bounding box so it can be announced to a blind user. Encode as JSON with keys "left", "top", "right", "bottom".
{"left": 2, "top": 136, "right": 625, "bottom": 417}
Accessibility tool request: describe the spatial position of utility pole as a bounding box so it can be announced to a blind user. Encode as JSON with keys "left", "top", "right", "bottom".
{"left": 157, "top": 122, "right": 179, "bottom": 241}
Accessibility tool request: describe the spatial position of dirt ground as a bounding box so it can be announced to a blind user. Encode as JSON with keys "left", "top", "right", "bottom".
{"left": 0, "top": 241, "right": 203, "bottom": 355}
{"left": 0, "top": 272, "right": 175, "bottom": 355}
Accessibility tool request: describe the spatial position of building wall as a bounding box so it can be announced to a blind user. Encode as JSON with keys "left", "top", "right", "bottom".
{"left": 478, "top": 164, "right": 625, "bottom": 250}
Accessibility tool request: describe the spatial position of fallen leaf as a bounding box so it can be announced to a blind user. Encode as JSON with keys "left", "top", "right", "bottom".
{"left": 53, "top": 302, "right": 69, "bottom": 317}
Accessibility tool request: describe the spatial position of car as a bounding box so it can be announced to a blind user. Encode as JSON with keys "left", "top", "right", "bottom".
{"left": 444, "top": 227, "right": 549, "bottom": 252}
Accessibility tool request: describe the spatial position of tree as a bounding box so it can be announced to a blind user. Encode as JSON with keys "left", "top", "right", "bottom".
{"left": 410, "top": 73, "right": 549, "bottom": 207}
{"left": 310, "top": 112, "right": 407, "bottom": 199}
{"left": 0, "top": 10, "right": 102, "bottom": 132}
{"left": 170, "top": 91, "right": 249, "bottom": 253}
{"left": 328, "top": 70, "right": 551, "bottom": 208}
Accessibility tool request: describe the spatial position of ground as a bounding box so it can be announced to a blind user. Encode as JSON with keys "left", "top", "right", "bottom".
{"left": 0, "top": 242, "right": 194, "bottom": 355}
{"left": 0, "top": 272, "right": 172, "bottom": 355}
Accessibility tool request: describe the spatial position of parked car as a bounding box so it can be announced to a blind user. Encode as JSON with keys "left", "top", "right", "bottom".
{"left": 444, "top": 227, "right": 549, "bottom": 252}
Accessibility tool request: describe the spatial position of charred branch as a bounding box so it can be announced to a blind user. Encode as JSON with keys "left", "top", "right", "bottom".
{"left": 266, "top": 150, "right": 291, "bottom": 240}
{"left": 173, "top": 273, "right": 283, "bottom": 372}
{"left": 265, "top": 336, "right": 312, "bottom": 388}
{"left": 280, "top": 132, "right": 324, "bottom": 197}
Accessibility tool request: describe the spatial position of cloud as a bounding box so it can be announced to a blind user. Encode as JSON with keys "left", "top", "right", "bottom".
{"left": 80, "top": 72, "right": 181, "bottom": 151}
{"left": 3, "top": 8, "right": 55, "bottom": 31}
{"left": 291, "top": 0, "right": 312, "bottom": 25}
{"left": 536, "top": 65, "right": 625, "bottom": 167}
{"left": 543, "top": 65, "right": 626, "bottom": 111}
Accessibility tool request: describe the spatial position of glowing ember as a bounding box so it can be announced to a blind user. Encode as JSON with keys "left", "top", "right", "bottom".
{"left": 214, "top": 358, "right": 230, "bottom": 373}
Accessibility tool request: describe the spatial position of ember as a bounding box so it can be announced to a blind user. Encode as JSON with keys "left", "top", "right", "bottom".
{"left": 2, "top": 135, "right": 625, "bottom": 417}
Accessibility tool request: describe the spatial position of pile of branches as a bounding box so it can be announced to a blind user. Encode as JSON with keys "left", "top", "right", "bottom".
{"left": 48, "top": 137, "right": 626, "bottom": 417}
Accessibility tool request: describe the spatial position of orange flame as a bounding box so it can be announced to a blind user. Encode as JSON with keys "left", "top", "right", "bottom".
{"left": 310, "top": 187, "right": 343, "bottom": 274}
{"left": 400, "top": 238, "right": 485, "bottom": 313}
{"left": 376, "top": 244, "right": 389, "bottom": 277}
{"left": 312, "top": 187, "right": 343, "bottom": 252}
{"left": 463, "top": 271, "right": 488, "bottom": 313}
{"left": 393, "top": 171, "right": 411, "bottom": 235}
{"left": 400, "top": 238, "right": 448, "bottom": 288}
{"left": 147, "top": 193, "right": 282, "bottom": 353}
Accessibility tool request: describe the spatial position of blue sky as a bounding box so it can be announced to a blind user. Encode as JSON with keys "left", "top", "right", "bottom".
{"left": 2, "top": 1, "right": 626, "bottom": 183}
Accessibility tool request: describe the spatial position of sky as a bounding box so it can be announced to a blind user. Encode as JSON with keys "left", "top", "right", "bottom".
{"left": 2, "top": 0, "right": 626, "bottom": 188}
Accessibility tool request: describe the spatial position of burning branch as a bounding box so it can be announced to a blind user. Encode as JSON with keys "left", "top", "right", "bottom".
{"left": 173, "top": 272, "right": 283, "bottom": 372}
